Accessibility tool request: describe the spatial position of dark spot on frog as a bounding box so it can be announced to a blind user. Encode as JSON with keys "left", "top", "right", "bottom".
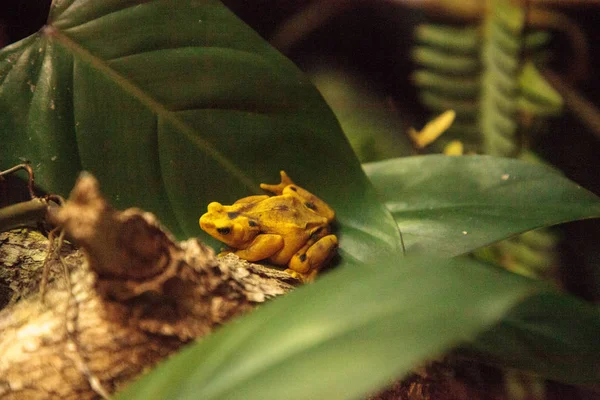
{"left": 248, "top": 220, "right": 258, "bottom": 227}
{"left": 216, "top": 227, "right": 231, "bottom": 235}
{"left": 299, "top": 254, "right": 307, "bottom": 262}
{"left": 290, "top": 186, "right": 297, "bottom": 192}
{"left": 304, "top": 201, "right": 316, "bottom": 210}
{"left": 235, "top": 203, "right": 255, "bottom": 213}
{"left": 227, "top": 212, "right": 239, "bottom": 219}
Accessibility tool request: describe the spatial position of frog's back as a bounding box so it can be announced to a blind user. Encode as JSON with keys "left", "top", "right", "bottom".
{"left": 246, "top": 195, "right": 326, "bottom": 231}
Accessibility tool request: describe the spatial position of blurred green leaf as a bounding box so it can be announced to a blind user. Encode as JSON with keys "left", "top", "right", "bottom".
{"left": 364, "top": 155, "right": 600, "bottom": 256}
{"left": 309, "top": 66, "right": 412, "bottom": 162}
{"left": 518, "top": 62, "right": 563, "bottom": 116}
{"left": 469, "top": 291, "right": 600, "bottom": 384}
{"left": 0, "top": 0, "right": 400, "bottom": 263}
{"left": 117, "top": 255, "right": 541, "bottom": 400}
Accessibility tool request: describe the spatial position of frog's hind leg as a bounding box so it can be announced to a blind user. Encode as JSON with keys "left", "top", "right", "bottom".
{"left": 234, "top": 234, "right": 284, "bottom": 262}
{"left": 287, "top": 234, "right": 338, "bottom": 282}
{"left": 282, "top": 185, "right": 335, "bottom": 222}
{"left": 260, "top": 170, "right": 295, "bottom": 195}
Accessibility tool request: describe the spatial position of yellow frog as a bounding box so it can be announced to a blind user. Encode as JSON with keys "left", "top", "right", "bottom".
{"left": 199, "top": 171, "right": 338, "bottom": 282}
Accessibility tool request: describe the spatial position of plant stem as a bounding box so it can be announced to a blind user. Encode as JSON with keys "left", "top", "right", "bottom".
{"left": 0, "top": 198, "right": 48, "bottom": 232}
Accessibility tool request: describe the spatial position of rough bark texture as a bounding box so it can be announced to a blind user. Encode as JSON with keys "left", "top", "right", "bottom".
{"left": 369, "top": 360, "right": 507, "bottom": 400}
{"left": 0, "top": 175, "right": 298, "bottom": 399}
{"left": 0, "top": 228, "right": 69, "bottom": 308}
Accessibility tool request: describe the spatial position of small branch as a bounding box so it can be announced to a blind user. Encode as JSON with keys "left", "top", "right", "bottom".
{"left": 527, "top": 8, "right": 590, "bottom": 83}
{"left": 0, "top": 163, "right": 37, "bottom": 199}
{"left": 0, "top": 198, "right": 49, "bottom": 232}
{"left": 543, "top": 69, "right": 600, "bottom": 140}
{"left": 385, "top": 0, "right": 484, "bottom": 21}
{"left": 270, "top": 0, "right": 356, "bottom": 53}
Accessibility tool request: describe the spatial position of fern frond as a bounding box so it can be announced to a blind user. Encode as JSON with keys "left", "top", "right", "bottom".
{"left": 415, "top": 25, "right": 480, "bottom": 54}
{"left": 410, "top": 1, "right": 567, "bottom": 286}
{"left": 413, "top": 70, "right": 480, "bottom": 97}
{"left": 412, "top": 47, "right": 480, "bottom": 75}
{"left": 524, "top": 31, "right": 551, "bottom": 49}
{"left": 418, "top": 91, "right": 479, "bottom": 116}
{"left": 412, "top": 24, "right": 482, "bottom": 149}
{"left": 480, "top": 0, "right": 526, "bottom": 156}
{"left": 518, "top": 62, "right": 563, "bottom": 116}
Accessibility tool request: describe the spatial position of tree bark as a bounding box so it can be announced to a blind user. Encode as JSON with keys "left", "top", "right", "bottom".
{"left": 0, "top": 175, "right": 298, "bottom": 399}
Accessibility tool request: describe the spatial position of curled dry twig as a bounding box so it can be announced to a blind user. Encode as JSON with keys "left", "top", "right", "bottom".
{"left": 0, "top": 164, "right": 49, "bottom": 233}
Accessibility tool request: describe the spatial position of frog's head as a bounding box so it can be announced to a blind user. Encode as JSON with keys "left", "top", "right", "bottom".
{"left": 199, "top": 202, "right": 259, "bottom": 247}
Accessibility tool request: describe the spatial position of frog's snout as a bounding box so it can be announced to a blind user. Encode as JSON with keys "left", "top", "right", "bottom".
{"left": 199, "top": 214, "right": 214, "bottom": 231}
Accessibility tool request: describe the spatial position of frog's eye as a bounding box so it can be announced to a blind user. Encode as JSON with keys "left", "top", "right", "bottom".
{"left": 208, "top": 202, "right": 224, "bottom": 212}
{"left": 216, "top": 227, "right": 231, "bottom": 235}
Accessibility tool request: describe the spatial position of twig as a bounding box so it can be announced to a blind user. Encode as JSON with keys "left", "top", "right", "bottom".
{"left": 0, "top": 163, "right": 37, "bottom": 199}
{"left": 0, "top": 198, "right": 49, "bottom": 232}
{"left": 527, "top": 7, "right": 590, "bottom": 83}
{"left": 543, "top": 69, "right": 600, "bottom": 140}
{"left": 40, "top": 227, "right": 59, "bottom": 303}
{"left": 0, "top": 163, "right": 49, "bottom": 232}
{"left": 270, "top": 0, "right": 357, "bottom": 53}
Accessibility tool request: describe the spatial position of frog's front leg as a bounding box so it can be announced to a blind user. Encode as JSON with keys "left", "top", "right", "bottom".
{"left": 287, "top": 234, "right": 338, "bottom": 282}
{"left": 234, "top": 234, "right": 284, "bottom": 262}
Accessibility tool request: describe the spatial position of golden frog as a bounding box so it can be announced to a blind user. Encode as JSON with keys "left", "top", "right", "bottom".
{"left": 199, "top": 171, "right": 338, "bottom": 282}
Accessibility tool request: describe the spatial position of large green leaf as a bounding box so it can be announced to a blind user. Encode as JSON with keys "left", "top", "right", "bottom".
{"left": 364, "top": 155, "right": 600, "bottom": 257}
{"left": 0, "top": 0, "right": 400, "bottom": 263}
{"left": 117, "top": 255, "right": 544, "bottom": 400}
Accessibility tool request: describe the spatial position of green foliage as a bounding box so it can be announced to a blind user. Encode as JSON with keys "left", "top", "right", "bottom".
{"left": 412, "top": 2, "right": 560, "bottom": 154}
{"left": 0, "top": 0, "right": 401, "bottom": 266}
{"left": 481, "top": 0, "right": 525, "bottom": 156}
{"left": 518, "top": 62, "right": 563, "bottom": 116}
{"left": 412, "top": 23, "right": 482, "bottom": 150}
{"left": 2, "top": 0, "right": 600, "bottom": 398}
{"left": 412, "top": 0, "right": 566, "bottom": 288}
{"left": 481, "top": 0, "right": 561, "bottom": 155}
{"left": 120, "top": 154, "right": 600, "bottom": 397}
{"left": 470, "top": 291, "right": 600, "bottom": 384}
{"left": 478, "top": 230, "right": 559, "bottom": 278}
{"left": 117, "top": 255, "right": 545, "bottom": 400}
{"left": 364, "top": 155, "right": 600, "bottom": 257}
{"left": 310, "top": 66, "right": 412, "bottom": 162}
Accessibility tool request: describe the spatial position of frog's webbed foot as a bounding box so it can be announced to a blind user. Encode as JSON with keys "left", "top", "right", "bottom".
{"left": 284, "top": 268, "right": 319, "bottom": 283}
{"left": 287, "top": 234, "right": 338, "bottom": 282}
{"left": 260, "top": 170, "right": 295, "bottom": 195}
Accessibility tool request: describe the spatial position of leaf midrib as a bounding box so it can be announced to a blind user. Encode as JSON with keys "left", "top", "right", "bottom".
{"left": 42, "top": 24, "right": 260, "bottom": 194}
